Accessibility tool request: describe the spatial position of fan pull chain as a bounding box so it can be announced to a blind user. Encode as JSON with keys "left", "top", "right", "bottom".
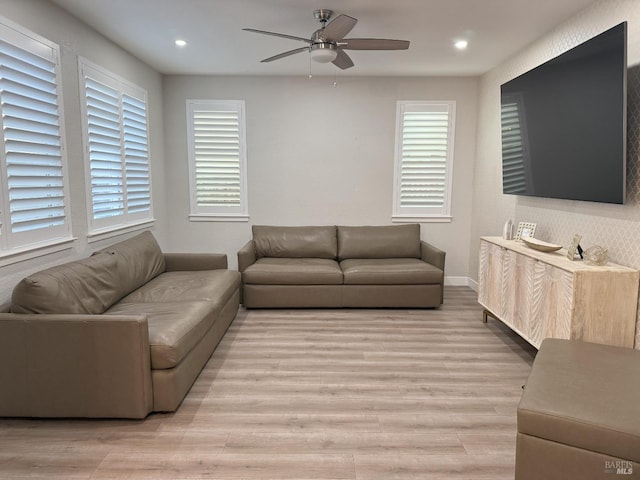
{"left": 308, "top": 53, "right": 312, "bottom": 79}
{"left": 333, "top": 65, "right": 337, "bottom": 88}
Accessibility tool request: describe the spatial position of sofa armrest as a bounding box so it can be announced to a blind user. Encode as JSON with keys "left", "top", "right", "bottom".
{"left": 164, "top": 253, "right": 228, "bottom": 271}
{"left": 421, "top": 240, "right": 446, "bottom": 272}
{"left": 237, "top": 240, "right": 257, "bottom": 273}
{"left": 0, "top": 313, "right": 153, "bottom": 418}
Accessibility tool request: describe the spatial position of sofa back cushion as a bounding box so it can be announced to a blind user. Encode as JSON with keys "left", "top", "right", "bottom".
{"left": 338, "top": 224, "right": 421, "bottom": 260}
{"left": 253, "top": 225, "right": 337, "bottom": 259}
{"left": 11, "top": 231, "right": 166, "bottom": 315}
{"left": 99, "top": 231, "right": 166, "bottom": 295}
{"left": 11, "top": 252, "right": 125, "bottom": 314}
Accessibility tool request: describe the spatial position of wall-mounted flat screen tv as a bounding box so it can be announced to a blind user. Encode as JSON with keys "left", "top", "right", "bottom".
{"left": 501, "top": 22, "right": 627, "bottom": 204}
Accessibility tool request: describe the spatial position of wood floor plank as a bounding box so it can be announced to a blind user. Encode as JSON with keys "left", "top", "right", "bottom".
{"left": 377, "top": 413, "right": 518, "bottom": 434}
{"left": 458, "top": 433, "right": 518, "bottom": 455}
{"left": 287, "top": 397, "right": 503, "bottom": 415}
{"left": 355, "top": 453, "right": 515, "bottom": 480}
{"left": 182, "top": 414, "right": 382, "bottom": 433}
{"left": 0, "top": 286, "right": 536, "bottom": 480}
{"left": 93, "top": 453, "right": 356, "bottom": 480}
{"left": 223, "top": 432, "right": 465, "bottom": 455}
{"left": 209, "top": 382, "right": 522, "bottom": 399}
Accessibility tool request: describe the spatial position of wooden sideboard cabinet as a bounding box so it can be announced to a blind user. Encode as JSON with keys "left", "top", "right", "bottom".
{"left": 478, "top": 236, "right": 639, "bottom": 348}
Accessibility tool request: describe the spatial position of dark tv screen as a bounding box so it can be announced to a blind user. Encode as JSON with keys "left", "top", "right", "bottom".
{"left": 501, "top": 22, "right": 627, "bottom": 204}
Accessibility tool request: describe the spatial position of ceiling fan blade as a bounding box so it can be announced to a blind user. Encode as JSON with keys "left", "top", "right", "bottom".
{"left": 323, "top": 14, "right": 358, "bottom": 42}
{"left": 243, "top": 28, "right": 312, "bottom": 44}
{"left": 261, "top": 47, "right": 309, "bottom": 63}
{"left": 332, "top": 49, "right": 354, "bottom": 70}
{"left": 341, "top": 38, "right": 410, "bottom": 50}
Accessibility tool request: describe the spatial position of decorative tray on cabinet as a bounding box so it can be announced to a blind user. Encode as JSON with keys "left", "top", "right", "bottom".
{"left": 521, "top": 237, "right": 562, "bottom": 252}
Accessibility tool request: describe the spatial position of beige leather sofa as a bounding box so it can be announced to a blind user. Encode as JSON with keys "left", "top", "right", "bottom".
{"left": 0, "top": 231, "right": 240, "bottom": 419}
{"left": 238, "top": 224, "right": 445, "bottom": 308}
{"left": 516, "top": 338, "right": 640, "bottom": 479}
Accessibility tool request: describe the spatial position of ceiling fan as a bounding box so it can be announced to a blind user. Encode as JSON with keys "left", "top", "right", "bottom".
{"left": 243, "top": 9, "right": 410, "bottom": 70}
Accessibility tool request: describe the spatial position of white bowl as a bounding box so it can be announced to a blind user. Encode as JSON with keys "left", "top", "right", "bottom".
{"left": 521, "top": 237, "right": 562, "bottom": 252}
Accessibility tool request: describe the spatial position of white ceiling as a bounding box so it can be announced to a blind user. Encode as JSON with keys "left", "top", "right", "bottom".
{"left": 51, "top": 0, "right": 598, "bottom": 76}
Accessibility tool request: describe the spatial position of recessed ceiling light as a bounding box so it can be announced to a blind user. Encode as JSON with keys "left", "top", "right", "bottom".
{"left": 175, "top": 39, "right": 188, "bottom": 47}
{"left": 454, "top": 40, "right": 468, "bottom": 50}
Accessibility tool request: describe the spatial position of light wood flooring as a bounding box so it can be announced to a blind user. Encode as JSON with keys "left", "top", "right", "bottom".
{"left": 0, "top": 286, "right": 537, "bottom": 479}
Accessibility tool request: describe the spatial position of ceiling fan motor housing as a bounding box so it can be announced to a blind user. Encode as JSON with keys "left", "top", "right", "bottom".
{"left": 313, "top": 9, "right": 333, "bottom": 23}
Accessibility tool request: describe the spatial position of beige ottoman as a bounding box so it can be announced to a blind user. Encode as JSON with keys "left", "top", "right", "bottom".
{"left": 516, "top": 338, "right": 640, "bottom": 480}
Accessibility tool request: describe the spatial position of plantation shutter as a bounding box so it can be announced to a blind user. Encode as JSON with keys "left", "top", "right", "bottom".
{"left": 187, "top": 100, "right": 248, "bottom": 219}
{"left": 393, "top": 102, "right": 455, "bottom": 220}
{"left": 84, "top": 77, "right": 124, "bottom": 220}
{"left": 193, "top": 108, "right": 241, "bottom": 206}
{"left": 122, "top": 93, "right": 150, "bottom": 214}
{"left": 0, "top": 32, "right": 70, "bottom": 249}
{"left": 501, "top": 97, "right": 528, "bottom": 194}
{"left": 80, "top": 60, "right": 152, "bottom": 232}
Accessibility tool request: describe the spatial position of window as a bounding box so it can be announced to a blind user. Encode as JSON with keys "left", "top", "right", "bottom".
{"left": 0, "top": 19, "right": 71, "bottom": 254}
{"left": 392, "top": 101, "right": 456, "bottom": 222}
{"left": 79, "top": 59, "right": 152, "bottom": 234}
{"left": 186, "top": 100, "right": 248, "bottom": 221}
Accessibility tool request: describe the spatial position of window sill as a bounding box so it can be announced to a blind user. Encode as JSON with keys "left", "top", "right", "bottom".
{"left": 0, "top": 236, "right": 76, "bottom": 267}
{"left": 392, "top": 215, "right": 452, "bottom": 224}
{"left": 87, "top": 219, "right": 156, "bottom": 244}
{"left": 189, "top": 214, "right": 249, "bottom": 223}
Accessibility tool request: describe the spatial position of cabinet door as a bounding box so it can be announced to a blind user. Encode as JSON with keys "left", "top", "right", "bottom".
{"left": 546, "top": 267, "right": 574, "bottom": 340}
{"left": 527, "top": 262, "right": 574, "bottom": 347}
{"left": 477, "top": 240, "right": 491, "bottom": 307}
{"left": 478, "top": 241, "right": 504, "bottom": 317}
{"left": 508, "top": 253, "right": 535, "bottom": 337}
{"left": 528, "top": 260, "right": 553, "bottom": 348}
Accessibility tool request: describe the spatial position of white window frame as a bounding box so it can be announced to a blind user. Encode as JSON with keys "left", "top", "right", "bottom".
{"left": 392, "top": 101, "right": 456, "bottom": 223}
{"left": 186, "top": 99, "right": 249, "bottom": 222}
{"left": 78, "top": 58, "right": 154, "bottom": 237}
{"left": 0, "top": 17, "right": 73, "bottom": 261}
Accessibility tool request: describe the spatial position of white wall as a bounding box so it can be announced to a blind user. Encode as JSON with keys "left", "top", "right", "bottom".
{"left": 470, "top": 0, "right": 640, "bottom": 346}
{"left": 0, "top": 0, "right": 166, "bottom": 303}
{"left": 0, "top": 2, "right": 477, "bottom": 305}
{"left": 163, "top": 75, "right": 479, "bottom": 279}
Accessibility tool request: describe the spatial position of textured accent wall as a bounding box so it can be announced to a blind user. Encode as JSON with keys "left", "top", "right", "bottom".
{"left": 470, "top": 0, "right": 640, "bottom": 348}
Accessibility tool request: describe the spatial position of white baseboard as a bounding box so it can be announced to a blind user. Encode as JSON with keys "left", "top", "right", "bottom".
{"left": 443, "top": 276, "right": 479, "bottom": 291}
{"left": 444, "top": 276, "right": 478, "bottom": 290}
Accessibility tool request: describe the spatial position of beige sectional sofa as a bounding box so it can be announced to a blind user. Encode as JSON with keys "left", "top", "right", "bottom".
{"left": 0, "top": 231, "right": 240, "bottom": 419}
{"left": 238, "top": 224, "right": 445, "bottom": 308}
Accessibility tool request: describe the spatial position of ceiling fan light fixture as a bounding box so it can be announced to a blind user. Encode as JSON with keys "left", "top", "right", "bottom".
{"left": 310, "top": 43, "right": 337, "bottom": 63}
{"left": 454, "top": 39, "right": 468, "bottom": 50}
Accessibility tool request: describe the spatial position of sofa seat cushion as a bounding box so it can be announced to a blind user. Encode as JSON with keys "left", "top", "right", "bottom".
{"left": 518, "top": 339, "right": 640, "bottom": 463}
{"left": 105, "top": 301, "right": 218, "bottom": 370}
{"left": 340, "top": 258, "right": 443, "bottom": 285}
{"left": 243, "top": 258, "right": 343, "bottom": 285}
{"left": 118, "top": 270, "right": 240, "bottom": 306}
